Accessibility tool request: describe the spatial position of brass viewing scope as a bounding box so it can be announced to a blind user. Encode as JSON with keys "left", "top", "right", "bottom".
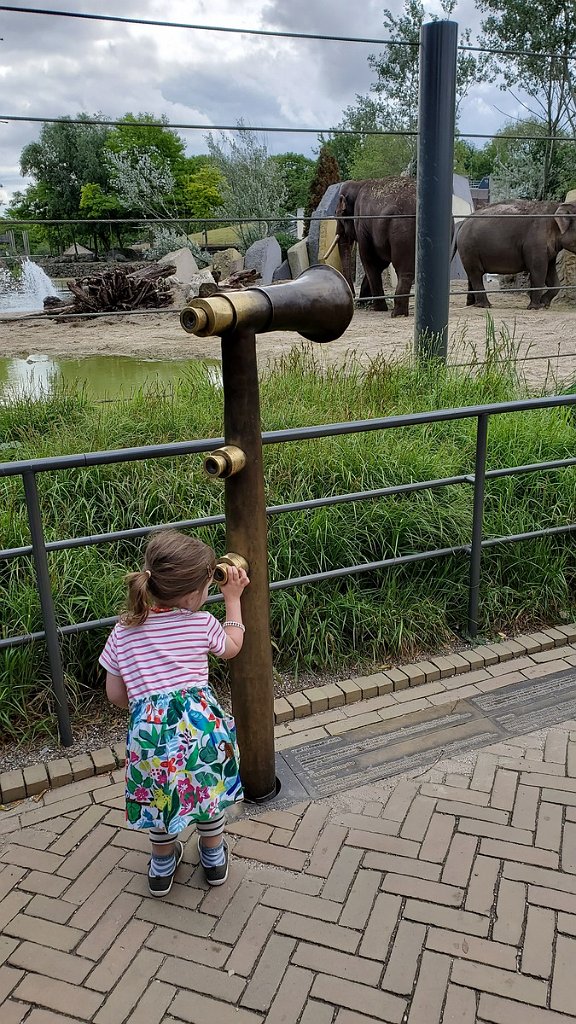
{"left": 180, "top": 264, "right": 354, "bottom": 343}
{"left": 204, "top": 445, "right": 246, "bottom": 479}
{"left": 214, "top": 553, "right": 249, "bottom": 585}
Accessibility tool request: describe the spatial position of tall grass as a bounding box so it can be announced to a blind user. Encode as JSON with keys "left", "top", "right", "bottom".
{"left": 1, "top": 344, "right": 575, "bottom": 740}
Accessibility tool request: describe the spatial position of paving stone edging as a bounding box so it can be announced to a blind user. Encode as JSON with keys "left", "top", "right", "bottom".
{"left": 1, "top": 623, "right": 575, "bottom": 804}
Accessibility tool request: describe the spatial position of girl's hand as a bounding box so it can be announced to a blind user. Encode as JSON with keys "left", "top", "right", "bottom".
{"left": 219, "top": 565, "right": 250, "bottom": 597}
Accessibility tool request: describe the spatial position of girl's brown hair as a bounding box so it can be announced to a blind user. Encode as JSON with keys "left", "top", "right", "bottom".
{"left": 121, "top": 530, "right": 216, "bottom": 627}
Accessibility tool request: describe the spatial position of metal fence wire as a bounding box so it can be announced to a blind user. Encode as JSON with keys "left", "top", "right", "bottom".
{"left": 1, "top": 393, "right": 575, "bottom": 744}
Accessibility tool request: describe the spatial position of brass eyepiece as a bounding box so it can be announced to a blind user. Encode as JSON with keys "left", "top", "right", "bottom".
{"left": 203, "top": 446, "right": 246, "bottom": 479}
{"left": 180, "top": 306, "right": 209, "bottom": 333}
{"left": 214, "top": 552, "right": 249, "bottom": 584}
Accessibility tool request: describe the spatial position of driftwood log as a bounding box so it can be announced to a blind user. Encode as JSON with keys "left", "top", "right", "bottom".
{"left": 197, "top": 268, "right": 261, "bottom": 298}
{"left": 44, "top": 262, "right": 176, "bottom": 316}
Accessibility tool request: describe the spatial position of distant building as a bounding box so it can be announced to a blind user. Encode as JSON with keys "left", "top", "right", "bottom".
{"left": 469, "top": 177, "right": 490, "bottom": 209}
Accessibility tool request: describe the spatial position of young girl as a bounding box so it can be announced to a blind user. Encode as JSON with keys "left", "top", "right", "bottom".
{"left": 99, "top": 529, "right": 249, "bottom": 896}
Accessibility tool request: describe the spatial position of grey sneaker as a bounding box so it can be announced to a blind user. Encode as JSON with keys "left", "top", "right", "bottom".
{"left": 148, "top": 839, "right": 184, "bottom": 897}
{"left": 198, "top": 837, "right": 229, "bottom": 886}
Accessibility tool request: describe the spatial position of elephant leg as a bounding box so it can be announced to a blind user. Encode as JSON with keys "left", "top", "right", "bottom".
{"left": 391, "top": 270, "right": 414, "bottom": 318}
{"left": 542, "top": 260, "right": 560, "bottom": 308}
{"left": 359, "top": 275, "right": 372, "bottom": 299}
{"left": 466, "top": 279, "right": 476, "bottom": 306}
{"left": 358, "top": 242, "right": 388, "bottom": 312}
{"left": 527, "top": 256, "right": 548, "bottom": 308}
{"left": 467, "top": 268, "right": 491, "bottom": 308}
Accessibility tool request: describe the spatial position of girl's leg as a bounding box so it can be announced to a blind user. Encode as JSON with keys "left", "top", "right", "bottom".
{"left": 147, "top": 826, "right": 184, "bottom": 897}
{"left": 196, "top": 814, "right": 227, "bottom": 883}
{"left": 149, "top": 827, "right": 176, "bottom": 877}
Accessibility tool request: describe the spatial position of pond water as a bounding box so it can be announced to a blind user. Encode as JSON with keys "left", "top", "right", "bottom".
{"left": 0, "top": 354, "right": 221, "bottom": 403}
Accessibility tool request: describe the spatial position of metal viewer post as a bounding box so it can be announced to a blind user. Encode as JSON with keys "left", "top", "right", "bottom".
{"left": 181, "top": 265, "right": 353, "bottom": 801}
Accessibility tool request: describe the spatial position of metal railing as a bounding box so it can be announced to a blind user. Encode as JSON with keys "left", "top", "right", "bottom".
{"left": 1, "top": 392, "right": 576, "bottom": 743}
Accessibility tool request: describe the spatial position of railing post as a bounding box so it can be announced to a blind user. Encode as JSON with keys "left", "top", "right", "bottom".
{"left": 467, "top": 414, "right": 489, "bottom": 637}
{"left": 221, "top": 328, "right": 277, "bottom": 802}
{"left": 414, "top": 19, "right": 458, "bottom": 360}
{"left": 22, "top": 470, "right": 73, "bottom": 746}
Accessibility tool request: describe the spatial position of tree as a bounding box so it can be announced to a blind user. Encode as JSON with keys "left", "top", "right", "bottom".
{"left": 453, "top": 140, "right": 494, "bottom": 181}
{"left": 206, "top": 123, "right": 288, "bottom": 249}
{"left": 100, "top": 114, "right": 222, "bottom": 223}
{"left": 484, "top": 119, "right": 576, "bottom": 200}
{"left": 318, "top": 96, "right": 383, "bottom": 181}
{"left": 106, "top": 148, "right": 179, "bottom": 219}
{"left": 270, "top": 153, "right": 315, "bottom": 213}
{"left": 350, "top": 134, "right": 414, "bottom": 180}
{"left": 176, "top": 161, "right": 223, "bottom": 219}
{"left": 17, "top": 115, "right": 112, "bottom": 249}
{"left": 105, "top": 113, "right": 187, "bottom": 168}
{"left": 476, "top": 0, "right": 576, "bottom": 197}
{"left": 323, "top": 0, "right": 484, "bottom": 179}
{"left": 304, "top": 146, "right": 341, "bottom": 230}
{"left": 78, "top": 183, "right": 125, "bottom": 253}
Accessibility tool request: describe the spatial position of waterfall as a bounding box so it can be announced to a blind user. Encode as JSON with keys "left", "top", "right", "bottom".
{"left": 0, "top": 258, "right": 61, "bottom": 313}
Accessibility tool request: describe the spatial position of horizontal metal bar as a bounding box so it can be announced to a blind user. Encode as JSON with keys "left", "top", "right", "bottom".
{"left": 0, "top": 513, "right": 227, "bottom": 562}
{"left": 0, "top": 436, "right": 224, "bottom": 478}
{"left": 0, "top": 592, "right": 225, "bottom": 650}
{"left": 0, "top": 546, "right": 464, "bottom": 649}
{"left": 3, "top": 514, "right": 574, "bottom": 648}
{"left": 2, "top": 395, "right": 575, "bottom": 480}
{"left": 4, "top": 211, "right": 576, "bottom": 226}
{"left": 268, "top": 545, "right": 467, "bottom": 590}
{"left": 4, "top": 460, "right": 573, "bottom": 564}
{"left": 481, "top": 523, "right": 576, "bottom": 548}
{"left": 486, "top": 458, "right": 576, "bottom": 480}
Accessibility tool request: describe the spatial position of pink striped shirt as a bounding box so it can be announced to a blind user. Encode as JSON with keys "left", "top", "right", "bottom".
{"left": 99, "top": 610, "right": 227, "bottom": 701}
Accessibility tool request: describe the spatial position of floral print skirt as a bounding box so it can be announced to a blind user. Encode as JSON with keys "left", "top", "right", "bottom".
{"left": 125, "top": 686, "right": 243, "bottom": 833}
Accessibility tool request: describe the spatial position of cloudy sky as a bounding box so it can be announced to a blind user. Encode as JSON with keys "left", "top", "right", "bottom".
{"left": 0, "top": 0, "right": 522, "bottom": 205}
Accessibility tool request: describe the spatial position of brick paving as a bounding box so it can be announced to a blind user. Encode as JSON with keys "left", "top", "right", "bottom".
{"left": 4, "top": 648, "right": 576, "bottom": 1019}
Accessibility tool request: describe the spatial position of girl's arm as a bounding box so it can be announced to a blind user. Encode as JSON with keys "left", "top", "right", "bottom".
{"left": 106, "top": 672, "right": 129, "bottom": 708}
{"left": 218, "top": 567, "right": 249, "bottom": 660}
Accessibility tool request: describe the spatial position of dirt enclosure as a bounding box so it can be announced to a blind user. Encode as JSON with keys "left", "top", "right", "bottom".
{"left": 2, "top": 287, "right": 576, "bottom": 389}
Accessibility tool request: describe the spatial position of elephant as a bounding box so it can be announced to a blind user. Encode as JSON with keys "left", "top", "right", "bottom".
{"left": 456, "top": 200, "right": 576, "bottom": 309}
{"left": 323, "top": 177, "right": 417, "bottom": 317}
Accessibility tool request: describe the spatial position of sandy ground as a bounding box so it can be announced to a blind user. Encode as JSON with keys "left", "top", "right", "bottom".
{"left": 2, "top": 288, "right": 576, "bottom": 389}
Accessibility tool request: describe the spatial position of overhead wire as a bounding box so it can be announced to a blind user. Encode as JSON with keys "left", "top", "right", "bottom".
{"left": 0, "top": 114, "right": 573, "bottom": 144}
{"left": 0, "top": 5, "right": 575, "bottom": 61}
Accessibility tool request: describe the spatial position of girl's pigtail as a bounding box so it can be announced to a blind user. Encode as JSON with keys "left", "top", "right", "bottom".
{"left": 121, "top": 570, "right": 151, "bottom": 627}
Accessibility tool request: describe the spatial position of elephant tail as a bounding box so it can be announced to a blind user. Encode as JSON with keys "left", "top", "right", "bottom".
{"left": 450, "top": 220, "right": 462, "bottom": 263}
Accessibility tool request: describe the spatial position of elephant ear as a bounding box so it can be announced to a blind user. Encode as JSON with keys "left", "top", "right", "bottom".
{"left": 336, "top": 194, "right": 348, "bottom": 217}
{"left": 554, "top": 203, "right": 575, "bottom": 236}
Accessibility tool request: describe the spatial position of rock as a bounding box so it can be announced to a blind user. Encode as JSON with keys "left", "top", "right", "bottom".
{"left": 244, "top": 237, "right": 282, "bottom": 286}
{"left": 184, "top": 268, "right": 218, "bottom": 300}
{"left": 287, "top": 239, "right": 310, "bottom": 278}
{"left": 159, "top": 247, "right": 199, "bottom": 283}
{"left": 212, "top": 248, "right": 244, "bottom": 279}
{"left": 272, "top": 259, "right": 292, "bottom": 282}
{"left": 308, "top": 182, "right": 342, "bottom": 265}
{"left": 105, "top": 247, "right": 141, "bottom": 262}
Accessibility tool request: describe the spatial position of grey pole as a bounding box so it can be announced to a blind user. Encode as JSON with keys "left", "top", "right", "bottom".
{"left": 467, "top": 413, "right": 489, "bottom": 637}
{"left": 414, "top": 19, "right": 458, "bottom": 360}
{"left": 23, "top": 469, "right": 74, "bottom": 746}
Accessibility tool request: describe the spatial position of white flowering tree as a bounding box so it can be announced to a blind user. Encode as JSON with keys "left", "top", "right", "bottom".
{"left": 106, "top": 148, "right": 178, "bottom": 219}
{"left": 206, "top": 123, "right": 288, "bottom": 250}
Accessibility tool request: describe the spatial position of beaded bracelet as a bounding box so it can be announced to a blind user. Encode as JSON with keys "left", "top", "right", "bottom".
{"left": 223, "top": 620, "right": 245, "bottom": 632}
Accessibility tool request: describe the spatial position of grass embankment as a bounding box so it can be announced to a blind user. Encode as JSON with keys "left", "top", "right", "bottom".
{"left": 1, "top": 345, "right": 575, "bottom": 740}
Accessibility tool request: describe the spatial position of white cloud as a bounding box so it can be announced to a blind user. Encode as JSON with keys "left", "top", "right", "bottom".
{"left": 0, "top": 0, "right": 514, "bottom": 203}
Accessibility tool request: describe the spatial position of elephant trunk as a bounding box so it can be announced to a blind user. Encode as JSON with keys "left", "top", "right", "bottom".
{"left": 338, "top": 239, "right": 355, "bottom": 290}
